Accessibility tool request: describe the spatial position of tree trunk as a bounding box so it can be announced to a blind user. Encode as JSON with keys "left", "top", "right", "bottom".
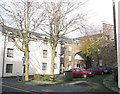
{"left": 24, "top": 41, "right": 29, "bottom": 81}
{"left": 50, "top": 46, "right": 55, "bottom": 80}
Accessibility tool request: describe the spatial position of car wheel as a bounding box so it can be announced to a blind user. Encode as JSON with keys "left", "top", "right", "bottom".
{"left": 91, "top": 73, "right": 95, "bottom": 77}
{"left": 83, "top": 74, "right": 87, "bottom": 78}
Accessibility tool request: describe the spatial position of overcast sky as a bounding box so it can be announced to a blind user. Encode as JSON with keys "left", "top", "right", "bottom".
{"left": 67, "top": 0, "right": 114, "bottom": 38}
{"left": 1, "top": 0, "right": 115, "bottom": 38}
{"left": 86, "top": 0, "right": 113, "bottom": 25}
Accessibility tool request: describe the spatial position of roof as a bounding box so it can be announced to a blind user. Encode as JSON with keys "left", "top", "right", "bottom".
{"left": 0, "top": 25, "right": 79, "bottom": 43}
{"left": 75, "top": 33, "right": 103, "bottom": 41}
{"left": 75, "top": 51, "right": 87, "bottom": 60}
{"left": 59, "top": 37, "right": 76, "bottom": 44}
{"left": 0, "top": 25, "right": 49, "bottom": 40}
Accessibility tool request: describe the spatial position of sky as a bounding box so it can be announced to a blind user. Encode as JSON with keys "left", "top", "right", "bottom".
{"left": 85, "top": 0, "right": 113, "bottom": 25}
{"left": 67, "top": 0, "right": 114, "bottom": 38}
{"left": 2, "top": 0, "right": 114, "bottom": 25}
{"left": 1, "top": 0, "right": 114, "bottom": 38}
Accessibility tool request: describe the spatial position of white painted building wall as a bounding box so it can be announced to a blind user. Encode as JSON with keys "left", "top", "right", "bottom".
{"left": 29, "top": 40, "right": 61, "bottom": 75}
{"left": 0, "top": 28, "right": 4, "bottom": 77}
{"left": 3, "top": 37, "right": 24, "bottom": 77}
{"left": 0, "top": 27, "right": 61, "bottom": 77}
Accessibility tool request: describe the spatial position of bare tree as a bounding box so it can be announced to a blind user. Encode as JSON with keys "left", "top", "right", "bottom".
{"left": 40, "top": 0, "right": 86, "bottom": 80}
{"left": 0, "top": 0, "right": 44, "bottom": 81}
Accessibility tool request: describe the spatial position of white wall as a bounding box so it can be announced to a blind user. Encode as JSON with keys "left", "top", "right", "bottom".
{"left": 3, "top": 39, "right": 24, "bottom": 77}
{"left": 1, "top": 36, "right": 61, "bottom": 77}
{"left": 0, "top": 31, "right": 4, "bottom": 77}
{"left": 29, "top": 40, "right": 61, "bottom": 75}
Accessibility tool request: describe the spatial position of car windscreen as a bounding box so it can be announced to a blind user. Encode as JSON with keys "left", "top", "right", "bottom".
{"left": 80, "top": 69, "right": 86, "bottom": 71}
{"left": 88, "top": 67, "right": 98, "bottom": 70}
{"left": 99, "top": 67, "right": 106, "bottom": 70}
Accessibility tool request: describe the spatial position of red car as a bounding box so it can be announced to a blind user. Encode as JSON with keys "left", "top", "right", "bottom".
{"left": 70, "top": 68, "right": 94, "bottom": 78}
{"left": 87, "top": 67, "right": 102, "bottom": 75}
{"left": 87, "top": 67, "right": 112, "bottom": 75}
{"left": 99, "top": 67, "right": 112, "bottom": 74}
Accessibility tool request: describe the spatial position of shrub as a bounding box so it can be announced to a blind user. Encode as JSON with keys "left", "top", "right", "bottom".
{"left": 34, "top": 74, "right": 40, "bottom": 81}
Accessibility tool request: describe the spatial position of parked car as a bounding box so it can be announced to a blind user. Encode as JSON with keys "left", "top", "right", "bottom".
{"left": 99, "top": 67, "right": 112, "bottom": 74}
{"left": 69, "top": 68, "right": 94, "bottom": 78}
{"left": 87, "top": 67, "right": 103, "bottom": 75}
{"left": 87, "top": 67, "right": 112, "bottom": 75}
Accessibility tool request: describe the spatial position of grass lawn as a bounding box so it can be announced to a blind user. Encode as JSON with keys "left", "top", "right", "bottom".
{"left": 106, "top": 80, "right": 117, "bottom": 88}
{"left": 29, "top": 76, "right": 93, "bottom": 86}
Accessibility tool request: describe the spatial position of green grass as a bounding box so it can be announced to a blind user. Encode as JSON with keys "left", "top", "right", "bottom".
{"left": 106, "top": 80, "right": 117, "bottom": 88}
{"left": 72, "top": 77, "right": 95, "bottom": 82}
{"left": 29, "top": 77, "right": 94, "bottom": 86}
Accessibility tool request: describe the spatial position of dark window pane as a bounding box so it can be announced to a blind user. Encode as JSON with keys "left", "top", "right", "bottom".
{"left": 6, "top": 64, "right": 13, "bottom": 73}
{"left": 42, "top": 63, "right": 47, "bottom": 71}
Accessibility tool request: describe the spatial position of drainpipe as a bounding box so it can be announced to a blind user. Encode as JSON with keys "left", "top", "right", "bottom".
{"left": 2, "top": 34, "right": 6, "bottom": 78}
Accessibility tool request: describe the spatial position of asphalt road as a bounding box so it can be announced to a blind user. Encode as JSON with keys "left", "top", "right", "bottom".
{"left": 1, "top": 74, "right": 118, "bottom": 94}
{"left": 2, "top": 84, "right": 35, "bottom": 94}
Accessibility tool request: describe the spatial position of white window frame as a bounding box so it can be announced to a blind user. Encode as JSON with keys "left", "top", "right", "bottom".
{"left": 68, "top": 55, "right": 72, "bottom": 61}
{"left": 43, "top": 50, "right": 47, "bottom": 58}
{"left": 68, "top": 46, "right": 72, "bottom": 51}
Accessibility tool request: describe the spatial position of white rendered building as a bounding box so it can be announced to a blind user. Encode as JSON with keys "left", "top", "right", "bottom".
{"left": 0, "top": 26, "right": 62, "bottom": 77}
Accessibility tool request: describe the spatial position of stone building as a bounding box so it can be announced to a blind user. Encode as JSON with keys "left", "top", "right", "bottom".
{"left": 62, "top": 23, "right": 116, "bottom": 70}
{"left": 64, "top": 43, "right": 86, "bottom": 71}
{"left": 75, "top": 23, "right": 116, "bottom": 67}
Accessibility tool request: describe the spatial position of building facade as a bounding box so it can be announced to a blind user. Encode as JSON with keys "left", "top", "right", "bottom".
{"left": 76, "top": 23, "right": 116, "bottom": 67}
{"left": 0, "top": 26, "right": 61, "bottom": 77}
{"left": 62, "top": 23, "right": 116, "bottom": 70}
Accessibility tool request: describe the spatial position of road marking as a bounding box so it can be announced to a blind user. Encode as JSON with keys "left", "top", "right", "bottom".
{"left": 2, "top": 84, "right": 36, "bottom": 94}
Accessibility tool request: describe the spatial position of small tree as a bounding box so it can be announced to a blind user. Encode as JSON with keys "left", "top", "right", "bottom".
{"left": 79, "top": 35, "right": 106, "bottom": 66}
{"left": 41, "top": 0, "right": 87, "bottom": 80}
{"left": 0, "top": 0, "right": 44, "bottom": 81}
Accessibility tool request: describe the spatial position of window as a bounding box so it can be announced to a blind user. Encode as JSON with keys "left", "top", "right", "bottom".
{"left": 61, "top": 54, "right": 64, "bottom": 58}
{"left": 68, "top": 46, "right": 72, "bottom": 51}
{"left": 68, "top": 65, "right": 71, "bottom": 70}
{"left": 42, "top": 63, "right": 47, "bottom": 71}
{"left": 43, "top": 39, "right": 48, "bottom": 45}
{"left": 6, "top": 64, "right": 13, "bottom": 73}
{"left": 68, "top": 56, "right": 72, "bottom": 61}
{"left": 8, "top": 37, "right": 13, "bottom": 42}
{"left": 107, "top": 35, "right": 110, "bottom": 40}
{"left": 43, "top": 50, "right": 47, "bottom": 58}
{"left": 77, "top": 64, "right": 81, "bottom": 68}
{"left": 54, "top": 63, "right": 57, "bottom": 69}
{"left": 61, "top": 44, "right": 64, "bottom": 47}
{"left": 71, "top": 69, "right": 75, "bottom": 72}
{"left": 55, "top": 52, "right": 57, "bottom": 57}
{"left": 76, "top": 69, "right": 80, "bottom": 72}
{"left": 7, "top": 48, "right": 13, "bottom": 57}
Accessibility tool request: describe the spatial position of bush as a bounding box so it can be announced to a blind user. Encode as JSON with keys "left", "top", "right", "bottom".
{"left": 34, "top": 74, "right": 40, "bottom": 81}
{"left": 64, "top": 71, "right": 73, "bottom": 82}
